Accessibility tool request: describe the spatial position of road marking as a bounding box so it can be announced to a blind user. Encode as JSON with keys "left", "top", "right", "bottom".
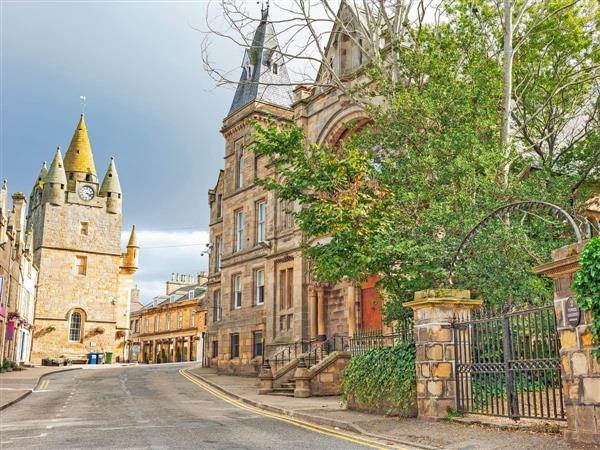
{"left": 179, "top": 369, "right": 407, "bottom": 450}
{"left": 36, "top": 379, "right": 50, "bottom": 391}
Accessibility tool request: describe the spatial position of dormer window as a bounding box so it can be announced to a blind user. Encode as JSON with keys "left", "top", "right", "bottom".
{"left": 85, "top": 174, "right": 92, "bottom": 181}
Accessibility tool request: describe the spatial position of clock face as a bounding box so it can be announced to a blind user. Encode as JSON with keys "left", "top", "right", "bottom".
{"left": 78, "top": 185, "right": 95, "bottom": 201}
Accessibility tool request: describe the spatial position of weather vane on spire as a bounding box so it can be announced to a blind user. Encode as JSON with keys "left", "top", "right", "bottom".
{"left": 80, "top": 95, "right": 87, "bottom": 114}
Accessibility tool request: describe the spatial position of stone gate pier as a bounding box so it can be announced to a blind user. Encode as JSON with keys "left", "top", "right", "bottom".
{"left": 535, "top": 241, "right": 600, "bottom": 445}
{"left": 405, "top": 289, "right": 482, "bottom": 419}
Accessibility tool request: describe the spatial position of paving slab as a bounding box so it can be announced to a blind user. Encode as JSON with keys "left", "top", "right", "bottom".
{"left": 188, "top": 366, "right": 594, "bottom": 449}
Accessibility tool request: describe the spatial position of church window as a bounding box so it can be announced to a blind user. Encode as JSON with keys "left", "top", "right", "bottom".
{"left": 75, "top": 256, "right": 87, "bottom": 276}
{"left": 68, "top": 311, "right": 83, "bottom": 342}
{"left": 256, "top": 201, "right": 266, "bottom": 242}
{"left": 359, "top": 39, "right": 363, "bottom": 65}
{"left": 255, "top": 269, "right": 265, "bottom": 305}
{"left": 215, "top": 236, "right": 222, "bottom": 272}
{"left": 236, "top": 145, "right": 244, "bottom": 189}
{"left": 216, "top": 194, "right": 223, "bottom": 218}
{"left": 232, "top": 274, "right": 242, "bottom": 309}
{"left": 278, "top": 268, "right": 294, "bottom": 330}
{"left": 235, "top": 210, "right": 244, "bottom": 252}
{"left": 230, "top": 333, "right": 240, "bottom": 359}
{"left": 214, "top": 290, "right": 222, "bottom": 322}
{"left": 80, "top": 222, "right": 89, "bottom": 236}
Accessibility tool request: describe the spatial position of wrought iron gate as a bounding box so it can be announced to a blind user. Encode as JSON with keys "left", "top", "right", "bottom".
{"left": 452, "top": 304, "right": 565, "bottom": 420}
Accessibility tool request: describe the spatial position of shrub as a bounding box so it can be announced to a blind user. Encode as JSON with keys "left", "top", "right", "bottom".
{"left": 341, "top": 340, "right": 417, "bottom": 417}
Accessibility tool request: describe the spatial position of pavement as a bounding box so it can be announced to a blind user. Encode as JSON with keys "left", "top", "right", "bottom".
{"left": 188, "top": 366, "right": 591, "bottom": 450}
{"left": 0, "top": 365, "right": 82, "bottom": 410}
{"left": 0, "top": 362, "right": 400, "bottom": 449}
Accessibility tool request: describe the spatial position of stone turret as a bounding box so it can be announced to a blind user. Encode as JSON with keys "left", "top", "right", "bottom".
{"left": 30, "top": 161, "right": 48, "bottom": 209}
{"left": 100, "top": 157, "right": 122, "bottom": 214}
{"left": 11, "top": 192, "right": 27, "bottom": 245}
{"left": 123, "top": 225, "right": 139, "bottom": 271}
{"left": 42, "top": 148, "right": 67, "bottom": 205}
{"left": 63, "top": 114, "right": 97, "bottom": 188}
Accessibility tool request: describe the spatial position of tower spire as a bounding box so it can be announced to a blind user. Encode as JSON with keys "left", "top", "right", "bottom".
{"left": 228, "top": 6, "right": 293, "bottom": 115}
{"left": 45, "top": 147, "right": 67, "bottom": 185}
{"left": 63, "top": 114, "right": 97, "bottom": 179}
{"left": 99, "top": 157, "right": 122, "bottom": 195}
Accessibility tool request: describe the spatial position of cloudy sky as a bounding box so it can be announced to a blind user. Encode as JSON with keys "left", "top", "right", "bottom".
{"left": 0, "top": 1, "right": 250, "bottom": 303}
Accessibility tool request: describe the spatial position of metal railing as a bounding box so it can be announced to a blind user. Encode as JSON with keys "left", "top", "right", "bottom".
{"left": 268, "top": 340, "right": 311, "bottom": 370}
{"left": 304, "top": 335, "right": 349, "bottom": 368}
{"left": 349, "top": 318, "right": 414, "bottom": 357}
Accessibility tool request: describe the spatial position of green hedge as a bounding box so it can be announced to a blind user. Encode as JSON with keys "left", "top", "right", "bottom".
{"left": 341, "top": 340, "right": 417, "bottom": 417}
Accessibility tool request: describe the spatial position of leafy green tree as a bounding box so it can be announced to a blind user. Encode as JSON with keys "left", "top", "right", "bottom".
{"left": 254, "top": 1, "right": 596, "bottom": 321}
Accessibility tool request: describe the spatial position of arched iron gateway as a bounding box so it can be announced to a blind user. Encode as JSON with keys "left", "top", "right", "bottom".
{"left": 449, "top": 200, "right": 583, "bottom": 284}
{"left": 449, "top": 201, "right": 582, "bottom": 421}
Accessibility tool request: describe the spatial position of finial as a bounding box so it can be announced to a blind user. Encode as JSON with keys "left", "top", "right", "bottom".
{"left": 257, "top": 0, "right": 269, "bottom": 15}
{"left": 80, "top": 95, "right": 86, "bottom": 115}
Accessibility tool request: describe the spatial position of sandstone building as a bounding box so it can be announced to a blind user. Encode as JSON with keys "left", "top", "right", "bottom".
{"left": 206, "top": 8, "right": 379, "bottom": 375}
{"left": 128, "top": 273, "right": 207, "bottom": 363}
{"left": 28, "top": 114, "right": 138, "bottom": 363}
{"left": 0, "top": 182, "right": 39, "bottom": 365}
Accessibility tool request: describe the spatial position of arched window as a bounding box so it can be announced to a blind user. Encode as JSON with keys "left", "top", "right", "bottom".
{"left": 69, "top": 311, "right": 83, "bottom": 342}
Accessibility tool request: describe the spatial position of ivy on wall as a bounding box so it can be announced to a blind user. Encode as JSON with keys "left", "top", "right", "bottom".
{"left": 341, "top": 340, "right": 417, "bottom": 417}
{"left": 573, "top": 237, "right": 600, "bottom": 361}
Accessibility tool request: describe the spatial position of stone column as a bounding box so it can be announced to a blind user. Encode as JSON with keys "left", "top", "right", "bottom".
{"left": 308, "top": 285, "right": 318, "bottom": 341}
{"left": 405, "top": 289, "right": 482, "bottom": 419}
{"left": 317, "top": 285, "right": 326, "bottom": 341}
{"left": 346, "top": 284, "right": 357, "bottom": 337}
{"left": 535, "top": 241, "right": 600, "bottom": 445}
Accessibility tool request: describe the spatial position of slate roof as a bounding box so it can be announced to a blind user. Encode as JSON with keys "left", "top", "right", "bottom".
{"left": 228, "top": 8, "right": 293, "bottom": 114}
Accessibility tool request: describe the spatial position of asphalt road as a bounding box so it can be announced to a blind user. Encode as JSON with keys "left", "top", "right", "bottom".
{"left": 0, "top": 363, "right": 392, "bottom": 450}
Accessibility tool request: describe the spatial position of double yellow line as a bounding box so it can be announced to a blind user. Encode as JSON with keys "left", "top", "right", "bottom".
{"left": 37, "top": 379, "right": 50, "bottom": 390}
{"left": 179, "top": 368, "right": 406, "bottom": 450}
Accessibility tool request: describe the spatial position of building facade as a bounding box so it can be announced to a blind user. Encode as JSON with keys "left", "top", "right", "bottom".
{"left": 0, "top": 183, "right": 39, "bottom": 364}
{"left": 206, "top": 8, "right": 373, "bottom": 375}
{"left": 128, "top": 273, "right": 208, "bottom": 363}
{"left": 28, "top": 114, "right": 138, "bottom": 364}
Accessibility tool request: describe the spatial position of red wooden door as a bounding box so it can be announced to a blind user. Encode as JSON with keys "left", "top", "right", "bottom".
{"left": 361, "top": 276, "right": 383, "bottom": 330}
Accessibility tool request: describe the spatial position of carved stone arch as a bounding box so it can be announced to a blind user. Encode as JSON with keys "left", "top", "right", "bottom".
{"left": 317, "top": 108, "right": 371, "bottom": 147}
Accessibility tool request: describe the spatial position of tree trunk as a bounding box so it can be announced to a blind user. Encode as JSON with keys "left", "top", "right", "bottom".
{"left": 502, "top": 0, "right": 513, "bottom": 187}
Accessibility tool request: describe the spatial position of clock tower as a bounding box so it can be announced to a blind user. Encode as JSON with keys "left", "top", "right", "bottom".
{"left": 28, "top": 114, "right": 138, "bottom": 363}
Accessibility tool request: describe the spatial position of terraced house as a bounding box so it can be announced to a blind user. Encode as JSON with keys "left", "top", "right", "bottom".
{"left": 128, "top": 273, "right": 208, "bottom": 364}
{"left": 0, "top": 183, "right": 39, "bottom": 365}
{"left": 206, "top": 7, "right": 382, "bottom": 378}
